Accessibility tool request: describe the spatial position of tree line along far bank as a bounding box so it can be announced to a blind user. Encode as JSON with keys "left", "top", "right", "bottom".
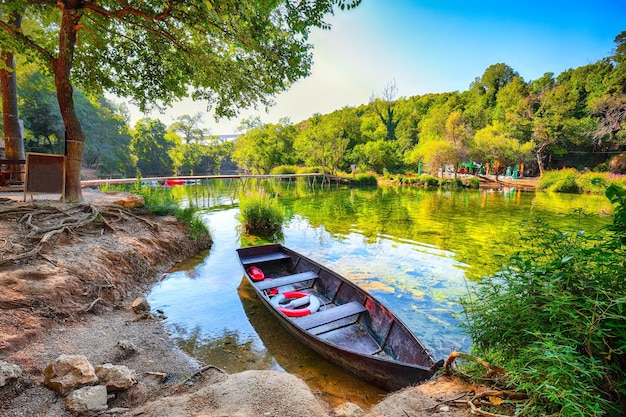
{"left": 3, "top": 33, "right": 626, "bottom": 187}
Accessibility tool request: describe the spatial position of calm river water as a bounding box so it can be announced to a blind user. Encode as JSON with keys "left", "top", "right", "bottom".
{"left": 148, "top": 179, "right": 613, "bottom": 407}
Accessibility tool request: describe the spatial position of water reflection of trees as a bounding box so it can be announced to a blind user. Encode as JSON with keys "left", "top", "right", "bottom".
{"left": 281, "top": 186, "right": 611, "bottom": 280}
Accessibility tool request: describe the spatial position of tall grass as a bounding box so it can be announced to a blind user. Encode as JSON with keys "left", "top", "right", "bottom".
{"left": 460, "top": 185, "right": 626, "bottom": 416}
{"left": 297, "top": 166, "right": 325, "bottom": 174}
{"left": 270, "top": 165, "right": 297, "bottom": 175}
{"left": 577, "top": 172, "right": 611, "bottom": 194}
{"left": 238, "top": 188, "right": 285, "bottom": 238}
{"left": 467, "top": 177, "right": 481, "bottom": 189}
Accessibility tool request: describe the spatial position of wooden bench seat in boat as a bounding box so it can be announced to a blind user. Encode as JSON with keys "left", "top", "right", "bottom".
{"left": 239, "top": 252, "right": 290, "bottom": 265}
{"left": 255, "top": 271, "right": 318, "bottom": 291}
{"left": 296, "top": 301, "right": 366, "bottom": 332}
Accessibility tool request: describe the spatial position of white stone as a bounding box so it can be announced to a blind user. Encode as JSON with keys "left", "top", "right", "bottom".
{"left": 0, "top": 360, "right": 22, "bottom": 387}
{"left": 95, "top": 363, "right": 138, "bottom": 391}
{"left": 333, "top": 401, "right": 364, "bottom": 417}
{"left": 65, "top": 385, "right": 108, "bottom": 415}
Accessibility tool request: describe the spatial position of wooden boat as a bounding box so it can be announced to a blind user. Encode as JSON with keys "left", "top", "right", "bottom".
{"left": 236, "top": 243, "right": 443, "bottom": 391}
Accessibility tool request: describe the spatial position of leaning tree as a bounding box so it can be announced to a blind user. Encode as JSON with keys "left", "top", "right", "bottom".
{"left": 0, "top": 0, "right": 360, "bottom": 201}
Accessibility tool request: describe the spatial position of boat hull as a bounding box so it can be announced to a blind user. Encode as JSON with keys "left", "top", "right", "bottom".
{"left": 237, "top": 244, "right": 442, "bottom": 392}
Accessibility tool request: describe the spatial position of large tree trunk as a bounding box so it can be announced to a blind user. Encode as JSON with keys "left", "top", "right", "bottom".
{"left": 54, "top": 7, "right": 85, "bottom": 202}
{"left": 0, "top": 12, "right": 25, "bottom": 181}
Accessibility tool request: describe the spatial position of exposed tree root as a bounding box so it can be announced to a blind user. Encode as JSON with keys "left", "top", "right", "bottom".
{"left": 444, "top": 351, "right": 527, "bottom": 416}
{"left": 0, "top": 202, "right": 152, "bottom": 266}
{"left": 464, "top": 390, "right": 528, "bottom": 417}
{"left": 444, "top": 351, "right": 506, "bottom": 378}
{"left": 179, "top": 364, "right": 227, "bottom": 385}
{"left": 85, "top": 297, "right": 103, "bottom": 313}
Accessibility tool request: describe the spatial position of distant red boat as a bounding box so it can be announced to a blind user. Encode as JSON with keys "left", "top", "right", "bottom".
{"left": 164, "top": 179, "right": 185, "bottom": 186}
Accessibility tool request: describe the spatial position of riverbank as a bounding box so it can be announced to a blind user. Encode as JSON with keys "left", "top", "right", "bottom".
{"left": 0, "top": 190, "right": 476, "bottom": 417}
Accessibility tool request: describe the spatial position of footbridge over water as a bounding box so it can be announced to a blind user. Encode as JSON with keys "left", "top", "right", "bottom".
{"left": 80, "top": 173, "right": 352, "bottom": 189}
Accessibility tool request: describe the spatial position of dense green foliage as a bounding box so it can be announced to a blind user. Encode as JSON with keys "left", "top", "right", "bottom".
{"left": 6, "top": 23, "right": 625, "bottom": 185}
{"left": 12, "top": 67, "right": 233, "bottom": 177}
{"left": 15, "top": 68, "right": 135, "bottom": 176}
{"left": 460, "top": 185, "right": 626, "bottom": 416}
{"left": 3, "top": 4, "right": 624, "bottom": 191}
{"left": 606, "top": 184, "right": 626, "bottom": 244}
{"left": 270, "top": 165, "right": 298, "bottom": 175}
{"left": 537, "top": 168, "right": 582, "bottom": 193}
{"left": 238, "top": 189, "right": 285, "bottom": 238}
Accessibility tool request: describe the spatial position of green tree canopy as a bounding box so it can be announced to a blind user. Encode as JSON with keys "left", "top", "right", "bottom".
{"left": 294, "top": 112, "right": 350, "bottom": 173}
{"left": 17, "top": 67, "right": 134, "bottom": 175}
{"left": 131, "top": 118, "right": 174, "bottom": 176}
{"left": 470, "top": 122, "right": 534, "bottom": 177}
{"left": 0, "top": 0, "right": 360, "bottom": 200}
{"left": 232, "top": 119, "right": 296, "bottom": 174}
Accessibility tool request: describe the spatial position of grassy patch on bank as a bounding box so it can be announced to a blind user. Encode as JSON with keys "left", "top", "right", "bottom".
{"left": 100, "top": 180, "right": 210, "bottom": 241}
{"left": 539, "top": 169, "right": 626, "bottom": 194}
{"left": 353, "top": 173, "right": 378, "bottom": 186}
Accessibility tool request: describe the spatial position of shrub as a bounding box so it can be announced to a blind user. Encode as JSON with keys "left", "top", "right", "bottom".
{"left": 538, "top": 169, "right": 581, "bottom": 193}
{"left": 460, "top": 186, "right": 626, "bottom": 416}
{"left": 577, "top": 172, "right": 610, "bottom": 194}
{"left": 593, "top": 162, "right": 610, "bottom": 172}
{"left": 174, "top": 206, "right": 210, "bottom": 240}
{"left": 238, "top": 190, "right": 285, "bottom": 237}
{"left": 271, "top": 165, "right": 297, "bottom": 175}
{"left": 467, "top": 177, "right": 481, "bottom": 189}
{"left": 418, "top": 175, "right": 439, "bottom": 187}
{"left": 297, "top": 166, "right": 325, "bottom": 174}
{"left": 353, "top": 173, "right": 378, "bottom": 186}
{"left": 540, "top": 170, "right": 626, "bottom": 194}
{"left": 439, "top": 178, "right": 464, "bottom": 188}
{"left": 537, "top": 170, "right": 564, "bottom": 190}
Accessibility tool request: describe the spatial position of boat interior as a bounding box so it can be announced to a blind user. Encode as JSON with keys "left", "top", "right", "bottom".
{"left": 239, "top": 247, "right": 433, "bottom": 366}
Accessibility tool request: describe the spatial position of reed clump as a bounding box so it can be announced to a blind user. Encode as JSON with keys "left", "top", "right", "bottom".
{"left": 238, "top": 188, "right": 285, "bottom": 238}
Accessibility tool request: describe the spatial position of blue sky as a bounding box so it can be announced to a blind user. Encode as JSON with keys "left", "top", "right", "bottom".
{"left": 124, "top": 0, "right": 625, "bottom": 135}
